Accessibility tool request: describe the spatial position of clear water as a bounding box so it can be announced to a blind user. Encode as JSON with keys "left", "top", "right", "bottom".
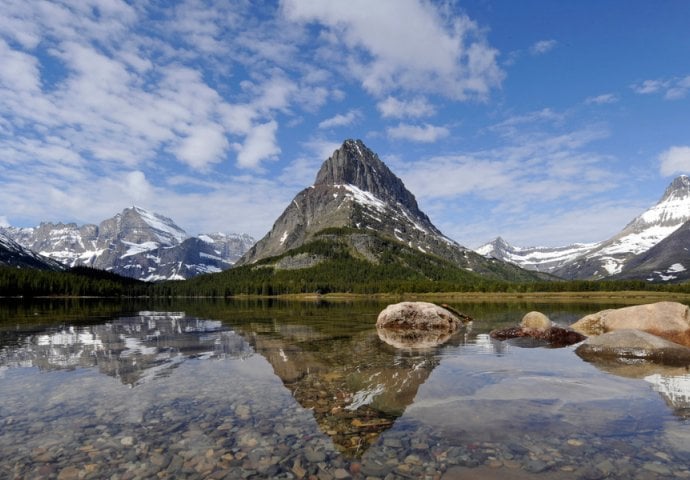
{"left": 1, "top": 299, "right": 690, "bottom": 479}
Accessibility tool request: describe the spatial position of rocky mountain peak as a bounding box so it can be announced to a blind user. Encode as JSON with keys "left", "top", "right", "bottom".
{"left": 108, "top": 206, "right": 188, "bottom": 246}
{"left": 314, "top": 139, "right": 420, "bottom": 214}
{"left": 660, "top": 175, "right": 690, "bottom": 202}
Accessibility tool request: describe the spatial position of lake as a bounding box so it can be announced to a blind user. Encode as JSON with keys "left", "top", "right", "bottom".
{"left": 1, "top": 298, "right": 690, "bottom": 479}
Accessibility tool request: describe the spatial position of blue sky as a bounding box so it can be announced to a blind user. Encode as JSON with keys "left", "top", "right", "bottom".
{"left": 1, "top": 0, "right": 689, "bottom": 248}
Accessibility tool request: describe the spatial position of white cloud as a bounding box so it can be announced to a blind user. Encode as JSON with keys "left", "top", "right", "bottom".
{"left": 659, "top": 146, "right": 690, "bottom": 176}
{"left": 665, "top": 75, "right": 690, "bottom": 100}
{"left": 490, "top": 108, "right": 566, "bottom": 137}
{"left": 318, "top": 110, "right": 361, "bottom": 129}
{"left": 124, "top": 171, "right": 154, "bottom": 204}
{"left": 585, "top": 93, "right": 618, "bottom": 105}
{"left": 281, "top": 0, "right": 503, "bottom": 100}
{"left": 175, "top": 123, "right": 230, "bottom": 170}
{"left": 387, "top": 123, "right": 450, "bottom": 143}
{"left": 530, "top": 39, "right": 557, "bottom": 55}
{"left": 236, "top": 121, "right": 281, "bottom": 169}
{"left": 631, "top": 75, "right": 690, "bottom": 100}
{"left": 377, "top": 96, "right": 435, "bottom": 118}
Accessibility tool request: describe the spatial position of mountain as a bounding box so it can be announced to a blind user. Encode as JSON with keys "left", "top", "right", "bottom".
{"left": 2, "top": 207, "right": 255, "bottom": 281}
{"left": 476, "top": 236, "right": 599, "bottom": 274}
{"left": 477, "top": 176, "right": 690, "bottom": 281}
{"left": 554, "top": 175, "right": 690, "bottom": 279}
{"left": 613, "top": 218, "right": 690, "bottom": 283}
{"left": 0, "top": 231, "right": 63, "bottom": 271}
{"left": 236, "top": 139, "right": 543, "bottom": 282}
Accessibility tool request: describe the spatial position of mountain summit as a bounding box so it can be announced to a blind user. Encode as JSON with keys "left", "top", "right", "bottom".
{"left": 314, "top": 139, "right": 421, "bottom": 215}
{"left": 237, "top": 139, "right": 541, "bottom": 281}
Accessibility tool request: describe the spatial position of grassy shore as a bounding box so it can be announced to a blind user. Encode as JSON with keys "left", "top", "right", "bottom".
{"left": 277, "top": 290, "right": 690, "bottom": 304}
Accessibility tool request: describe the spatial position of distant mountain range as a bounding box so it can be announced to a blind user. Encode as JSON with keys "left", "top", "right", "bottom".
{"left": 237, "top": 139, "right": 544, "bottom": 283}
{"left": 6, "top": 140, "right": 690, "bottom": 286}
{"left": 478, "top": 175, "right": 690, "bottom": 283}
{"left": 1, "top": 207, "right": 255, "bottom": 281}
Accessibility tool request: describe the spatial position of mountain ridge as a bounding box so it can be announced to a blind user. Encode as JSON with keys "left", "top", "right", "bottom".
{"left": 478, "top": 175, "right": 690, "bottom": 282}
{"left": 2, "top": 207, "right": 255, "bottom": 281}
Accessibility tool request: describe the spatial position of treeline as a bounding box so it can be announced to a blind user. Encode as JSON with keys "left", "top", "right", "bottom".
{"left": 4, "top": 244, "right": 690, "bottom": 298}
{"left": 0, "top": 266, "right": 147, "bottom": 297}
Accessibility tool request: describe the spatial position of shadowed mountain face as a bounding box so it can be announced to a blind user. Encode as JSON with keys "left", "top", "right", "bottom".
{"left": 0, "top": 231, "right": 62, "bottom": 270}
{"left": 238, "top": 139, "right": 544, "bottom": 282}
{"left": 613, "top": 219, "right": 690, "bottom": 283}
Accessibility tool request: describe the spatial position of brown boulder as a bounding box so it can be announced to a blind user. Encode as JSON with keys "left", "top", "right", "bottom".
{"left": 571, "top": 301, "right": 690, "bottom": 346}
{"left": 520, "top": 311, "right": 552, "bottom": 331}
{"left": 376, "top": 302, "right": 462, "bottom": 332}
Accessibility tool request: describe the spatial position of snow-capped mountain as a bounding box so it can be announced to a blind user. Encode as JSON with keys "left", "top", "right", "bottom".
{"left": 613, "top": 218, "right": 690, "bottom": 283}
{"left": 2, "top": 207, "right": 255, "bottom": 281}
{"left": 477, "top": 175, "right": 690, "bottom": 281}
{"left": 237, "top": 139, "right": 543, "bottom": 281}
{"left": 0, "top": 231, "right": 63, "bottom": 271}
{"left": 476, "top": 237, "right": 599, "bottom": 274}
{"left": 554, "top": 175, "right": 690, "bottom": 279}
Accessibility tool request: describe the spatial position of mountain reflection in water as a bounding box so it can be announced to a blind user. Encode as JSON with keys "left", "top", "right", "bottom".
{"left": 0, "top": 312, "right": 253, "bottom": 386}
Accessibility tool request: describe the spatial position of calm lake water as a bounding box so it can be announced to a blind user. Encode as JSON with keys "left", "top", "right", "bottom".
{"left": 1, "top": 299, "right": 690, "bottom": 479}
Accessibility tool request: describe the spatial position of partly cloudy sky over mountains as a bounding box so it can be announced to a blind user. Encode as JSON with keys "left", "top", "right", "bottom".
{"left": 1, "top": 0, "right": 689, "bottom": 248}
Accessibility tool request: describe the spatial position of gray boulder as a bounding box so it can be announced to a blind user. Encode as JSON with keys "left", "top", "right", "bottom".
{"left": 576, "top": 329, "right": 690, "bottom": 365}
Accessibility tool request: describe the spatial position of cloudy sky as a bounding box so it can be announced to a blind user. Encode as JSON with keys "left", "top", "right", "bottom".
{"left": 1, "top": 0, "right": 689, "bottom": 248}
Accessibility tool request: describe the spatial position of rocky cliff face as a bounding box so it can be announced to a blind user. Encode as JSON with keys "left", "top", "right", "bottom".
{"left": 237, "top": 139, "right": 542, "bottom": 281}
{"left": 2, "top": 207, "right": 255, "bottom": 281}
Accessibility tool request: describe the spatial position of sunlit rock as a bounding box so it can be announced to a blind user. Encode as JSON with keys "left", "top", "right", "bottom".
{"left": 377, "top": 302, "right": 460, "bottom": 331}
{"left": 520, "top": 311, "right": 552, "bottom": 331}
{"left": 571, "top": 302, "right": 690, "bottom": 346}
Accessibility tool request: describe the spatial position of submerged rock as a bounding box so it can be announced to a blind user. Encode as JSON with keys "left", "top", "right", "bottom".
{"left": 376, "top": 302, "right": 468, "bottom": 349}
{"left": 576, "top": 329, "right": 690, "bottom": 365}
{"left": 377, "top": 327, "right": 453, "bottom": 349}
{"left": 490, "top": 311, "right": 585, "bottom": 347}
{"left": 571, "top": 302, "right": 690, "bottom": 346}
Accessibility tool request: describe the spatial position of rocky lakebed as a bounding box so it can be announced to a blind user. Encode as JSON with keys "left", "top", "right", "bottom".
{"left": 1, "top": 300, "right": 690, "bottom": 479}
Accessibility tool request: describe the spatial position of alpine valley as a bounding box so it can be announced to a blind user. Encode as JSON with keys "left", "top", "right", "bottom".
{"left": 1, "top": 207, "right": 255, "bottom": 281}
{"left": 478, "top": 175, "right": 690, "bottom": 283}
